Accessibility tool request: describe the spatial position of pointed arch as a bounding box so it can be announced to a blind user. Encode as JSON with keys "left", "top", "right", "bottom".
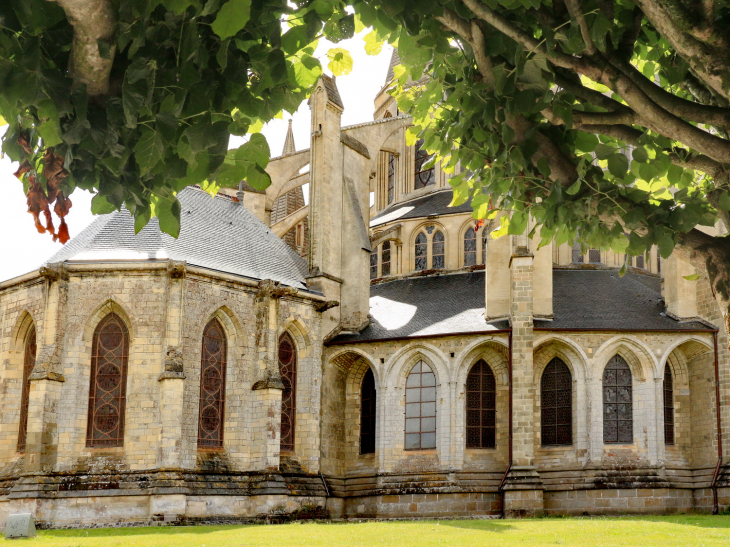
{"left": 465, "top": 359, "right": 496, "bottom": 448}
{"left": 414, "top": 232, "right": 427, "bottom": 271}
{"left": 10, "top": 310, "right": 37, "bottom": 353}
{"left": 205, "top": 305, "right": 243, "bottom": 353}
{"left": 602, "top": 354, "right": 633, "bottom": 444}
{"left": 198, "top": 318, "right": 227, "bottom": 448}
{"left": 17, "top": 322, "right": 37, "bottom": 452}
{"left": 385, "top": 341, "right": 449, "bottom": 388}
{"left": 360, "top": 367, "right": 377, "bottom": 454}
{"left": 540, "top": 357, "right": 572, "bottom": 446}
{"left": 86, "top": 312, "right": 129, "bottom": 448}
{"left": 593, "top": 335, "right": 656, "bottom": 382}
{"left": 431, "top": 230, "right": 445, "bottom": 269}
{"left": 278, "top": 332, "right": 297, "bottom": 452}
{"left": 279, "top": 316, "right": 312, "bottom": 360}
{"left": 82, "top": 299, "right": 134, "bottom": 343}
{"left": 404, "top": 360, "right": 437, "bottom": 450}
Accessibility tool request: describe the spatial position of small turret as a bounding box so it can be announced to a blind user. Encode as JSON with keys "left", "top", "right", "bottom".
{"left": 282, "top": 119, "right": 296, "bottom": 156}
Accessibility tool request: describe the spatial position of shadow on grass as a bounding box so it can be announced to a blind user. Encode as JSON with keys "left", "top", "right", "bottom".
{"left": 438, "top": 520, "right": 513, "bottom": 533}
{"left": 611, "top": 514, "right": 730, "bottom": 529}
{"left": 40, "top": 524, "right": 256, "bottom": 538}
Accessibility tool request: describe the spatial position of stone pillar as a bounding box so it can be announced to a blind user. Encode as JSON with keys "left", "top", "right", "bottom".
{"left": 503, "top": 246, "right": 543, "bottom": 517}
{"left": 25, "top": 264, "right": 68, "bottom": 473}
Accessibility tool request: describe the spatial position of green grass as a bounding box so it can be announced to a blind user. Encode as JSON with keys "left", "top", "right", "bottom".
{"left": 8, "top": 515, "right": 730, "bottom": 547}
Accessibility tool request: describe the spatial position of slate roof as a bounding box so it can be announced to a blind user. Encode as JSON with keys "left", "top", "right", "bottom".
{"left": 371, "top": 189, "right": 474, "bottom": 227}
{"left": 321, "top": 74, "right": 344, "bottom": 109}
{"left": 385, "top": 49, "right": 401, "bottom": 84}
{"left": 330, "top": 269, "right": 712, "bottom": 344}
{"left": 46, "top": 187, "right": 310, "bottom": 289}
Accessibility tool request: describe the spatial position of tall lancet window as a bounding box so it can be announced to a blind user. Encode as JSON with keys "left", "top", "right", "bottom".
{"left": 432, "top": 231, "right": 445, "bottom": 269}
{"left": 370, "top": 250, "right": 378, "bottom": 279}
{"left": 664, "top": 364, "right": 675, "bottom": 445}
{"left": 464, "top": 227, "right": 477, "bottom": 267}
{"left": 603, "top": 355, "right": 633, "bottom": 444}
{"left": 87, "top": 313, "right": 129, "bottom": 448}
{"left": 17, "top": 325, "right": 36, "bottom": 452}
{"left": 541, "top": 358, "right": 572, "bottom": 446}
{"left": 360, "top": 368, "right": 377, "bottom": 454}
{"left": 415, "top": 232, "right": 427, "bottom": 271}
{"left": 571, "top": 242, "right": 584, "bottom": 263}
{"left": 388, "top": 153, "right": 396, "bottom": 204}
{"left": 466, "top": 360, "right": 496, "bottom": 448}
{"left": 381, "top": 241, "right": 391, "bottom": 277}
{"left": 279, "top": 333, "right": 297, "bottom": 451}
{"left": 405, "top": 361, "right": 437, "bottom": 450}
{"left": 198, "top": 319, "right": 227, "bottom": 448}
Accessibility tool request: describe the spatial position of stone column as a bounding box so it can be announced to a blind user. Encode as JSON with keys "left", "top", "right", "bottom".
{"left": 157, "top": 261, "right": 187, "bottom": 469}
{"left": 502, "top": 247, "right": 543, "bottom": 517}
{"left": 25, "top": 264, "right": 68, "bottom": 473}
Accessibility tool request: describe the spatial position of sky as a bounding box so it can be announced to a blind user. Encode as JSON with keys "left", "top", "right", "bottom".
{"left": 0, "top": 34, "right": 393, "bottom": 283}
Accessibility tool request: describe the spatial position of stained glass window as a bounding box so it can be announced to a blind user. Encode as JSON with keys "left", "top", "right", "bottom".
{"left": 17, "top": 325, "right": 36, "bottom": 452}
{"left": 381, "top": 241, "right": 391, "bottom": 277}
{"left": 87, "top": 313, "right": 129, "bottom": 448}
{"left": 279, "top": 333, "right": 297, "bottom": 452}
{"left": 198, "top": 319, "right": 227, "bottom": 448}
{"left": 405, "top": 361, "right": 437, "bottom": 450}
{"left": 388, "top": 153, "right": 396, "bottom": 204}
{"left": 432, "top": 231, "right": 445, "bottom": 269}
{"left": 603, "top": 355, "right": 633, "bottom": 444}
{"left": 541, "top": 358, "right": 572, "bottom": 446}
{"left": 360, "top": 368, "right": 377, "bottom": 454}
{"left": 465, "top": 360, "right": 496, "bottom": 449}
{"left": 464, "top": 227, "right": 477, "bottom": 267}
{"left": 415, "top": 232, "right": 427, "bottom": 271}
{"left": 414, "top": 139, "right": 435, "bottom": 189}
{"left": 664, "top": 364, "right": 674, "bottom": 445}
{"left": 370, "top": 250, "right": 378, "bottom": 279}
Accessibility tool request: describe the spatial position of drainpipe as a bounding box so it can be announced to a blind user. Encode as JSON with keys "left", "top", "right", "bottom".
{"left": 499, "top": 328, "right": 513, "bottom": 518}
{"left": 711, "top": 331, "right": 723, "bottom": 514}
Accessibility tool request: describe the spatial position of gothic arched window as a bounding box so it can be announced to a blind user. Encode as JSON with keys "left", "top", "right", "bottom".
{"left": 482, "top": 229, "right": 489, "bottom": 264}
{"left": 360, "top": 368, "right": 377, "bottom": 454}
{"left": 381, "top": 241, "right": 391, "bottom": 277}
{"left": 635, "top": 253, "right": 645, "bottom": 269}
{"left": 388, "top": 153, "right": 396, "bottom": 204}
{"left": 432, "top": 231, "right": 445, "bottom": 269}
{"left": 87, "top": 313, "right": 129, "bottom": 448}
{"left": 541, "top": 358, "right": 572, "bottom": 446}
{"left": 466, "top": 360, "right": 496, "bottom": 449}
{"left": 415, "top": 232, "right": 427, "bottom": 271}
{"left": 198, "top": 319, "right": 227, "bottom": 448}
{"left": 464, "top": 227, "right": 477, "bottom": 267}
{"left": 603, "top": 355, "right": 633, "bottom": 444}
{"left": 17, "top": 325, "right": 36, "bottom": 452}
{"left": 571, "top": 242, "right": 583, "bottom": 263}
{"left": 370, "top": 249, "right": 378, "bottom": 279}
{"left": 664, "top": 364, "right": 674, "bottom": 445}
{"left": 405, "top": 361, "right": 437, "bottom": 450}
{"left": 279, "top": 333, "right": 297, "bottom": 451}
{"left": 414, "top": 139, "right": 435, "bottom": 189}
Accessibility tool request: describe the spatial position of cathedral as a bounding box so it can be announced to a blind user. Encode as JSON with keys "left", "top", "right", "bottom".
{"left": 0, "top": 57, "right": 728, "bottom": 528}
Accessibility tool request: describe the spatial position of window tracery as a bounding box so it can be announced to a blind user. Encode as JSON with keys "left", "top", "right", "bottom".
{"left": 465, "top": 360, "right": 496, "bottom": 449}
{"left": 17, "top": 325, "right": 36, "bottom": 452}
{"left": 464, "top": 227, "right": 477, "bottom": 267}
{"left": 279, "top": 333, "right": 297, "bottom": 451}
{"left": 198, "top": 318, "right": 227, "bottom": 448}
{"left": 405, "top": 361, "right": 437, "bottom": 450}
{"left": 603, "top": 354, "right": 633, "bottom": 444}
{"left": 415, "top": 232, "right": 427, "bottom": 271}
{"left": 381, "top": 241, "right": 391, "bottom": 277}
{"left": 540, "top": 358, "right": 572, "bottom": 446}
{"left": 432, "top": 231, "right": 445, "bottom": 269}
{"left": 87, "top": 313, "right": 129, "bottom": 448}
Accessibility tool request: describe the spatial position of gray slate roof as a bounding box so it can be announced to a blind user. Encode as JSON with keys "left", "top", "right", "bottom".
{"left": 330, "top": 270, "right": 711, "bottom": 344}
{"left": 47, "top": 187, "right": 309, "bottom": 289}
{"left": 371, "top": 189, "right": 474, "bottom": 227}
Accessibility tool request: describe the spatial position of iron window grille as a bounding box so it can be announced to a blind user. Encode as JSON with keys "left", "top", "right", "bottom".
{"left": 17, "top": 326, "right": 36, "bottom": 452}
{"left": 198, "top": 319, "right": 227, "bottom": 448}
{"left": 664, "top": 364, "right": 675, "bottom": 445}
{"left": 464, "top": 227, "right": 477, "bottom": 267}
{"left": 405, "top": 361, "right": 437, "bottom": 450}
{"left": 589, "top": 249, "right": 601, "bottom": 263}
{"left": 541, "top": 358, "right": 573, "bottom": 446}
{"left": 415, "top": 232, "right": 427, "bottom": 271}
{"left": 465, "top": 360, "right": 496, "bottom": 449}
{"left": 86, "top": 313, "right": 129, "bottom": 448}
{"left": 603, "top": 355, "right": 633, "bottom": 444}
{"left": 279, "top": 333, "right": 297, "bottom": 452}
{"left": 360, "top": 368, "right": 377, "bottom": 454}
{"left": 432, "top": 231, "right": 445, "bottom": 269}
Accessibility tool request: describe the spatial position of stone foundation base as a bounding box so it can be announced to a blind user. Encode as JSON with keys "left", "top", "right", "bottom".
{"left": 343, "top": 492, "right": 501, "bottom": 519}
{"left": 504, "top": 490, "right": 544, "bottom": 518}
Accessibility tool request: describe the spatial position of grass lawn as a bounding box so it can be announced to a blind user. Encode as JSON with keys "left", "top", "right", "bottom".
{"left": 8, "top": 515, "right": 730, "bottom": 547}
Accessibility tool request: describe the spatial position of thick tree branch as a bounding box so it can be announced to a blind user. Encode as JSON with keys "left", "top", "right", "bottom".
{"left": 544, "top": 108, "right": 639, "bottom": 128}
{"left": 49, "top": 0, "right": 116, "bottom": 97}
{"left": 564, "top": 0, "right": 596, "bottom": 55}
{"left": 552, "top": 71, "right": 631, "bottom": 113}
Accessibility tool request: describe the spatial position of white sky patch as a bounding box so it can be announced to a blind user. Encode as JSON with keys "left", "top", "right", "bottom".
{"left": 370, "top": 295, "right": 418, "bottom": 331}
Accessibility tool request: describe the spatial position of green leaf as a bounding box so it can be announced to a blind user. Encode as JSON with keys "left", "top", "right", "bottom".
{"left": 537, "top": 157, "right": 551, "bottom": 177}
{"left": 91, "top": 193, "right": 117, "bottom": 215}
{"left": 245, "top": 164, "right": 271, "bottom": 191}
{"left": 632, "top": 146, "right": 648, "bottom": 163}
{"left": 610, "top": 235, "right": 629, "bottom": 254}
{"left": 667, "top": 163, "right": 682, "bottom": 185}
{"left": 607, "top": 153, "right": 628, "bottom": 178}
{"left": 683, "top": 273, "right": 700, "bottom": 281}
{"left": 134, "top": 128, "right": 164, "bottom": 175}
{"left": 363, "top": 30, "right": 383, "bottom": 56}
{"left": 293, "top": 54, "right": 323, "bottom": 88}
{"left": 574, "top": 132, "right": 598, "bottom": 153}
{"left": 236, "top": 133, "right": 270, "bottom": 168}
{"left": 327, "top": 48, "right": 353, "bottom": 76}
{"left": 594, "top": 143, "right": 614, "bottom": 160}
{"left": 151, "top": 194, "right": 182, "bottom": 238}
{"left": 566, "top": 178, "right": 582, "bottom": 195}
{"left": 508, "top": 210, "right": 527, "bottom": 235}
{"left": 658, "top": 233, "right": 675, "bottom": 258}
{"left": 212, "top": 0, "right": 252, "bottom": 39}
{"left": 718, "top": 192, "right": 730, "bottom": 211}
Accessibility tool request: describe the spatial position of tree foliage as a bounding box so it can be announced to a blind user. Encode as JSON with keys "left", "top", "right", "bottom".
{"left": 349, "top": 0, "right": 730, "bottom": 313}
{"left": 0, "top": 0, "right": 352, "bottom": 238}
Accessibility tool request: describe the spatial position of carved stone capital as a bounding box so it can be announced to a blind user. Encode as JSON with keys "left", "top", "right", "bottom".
{"left": 167, "top": 260, "right": 186, "bottom": 279}
{"left": 164, "top": 345, "right": 184, "bottom": 373}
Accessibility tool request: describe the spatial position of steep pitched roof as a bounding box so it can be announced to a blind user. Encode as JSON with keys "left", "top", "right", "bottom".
{"left": 46, "top": 187, "right": 309, "bottom": 289}
{"left": 329, "top": 270, "right": 711, "bottom": 344}
{"left": 371, "top": 189, "right": 474, "bottom": 227}
{"left": 321, "top": 74, "right": 344, "bottom": 109}
{"left": 282, "top": 119, "right": 296, "bottom": 156}
{"left": 385, "top": 49, "right": 401, "bottom": 84}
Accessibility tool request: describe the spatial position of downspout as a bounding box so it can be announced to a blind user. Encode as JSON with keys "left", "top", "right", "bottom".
{"left": 499, "top": 328, "right": 513, "bottom": 518}
{"left": 711, "top": 331, "right": 723, "bottom": 514}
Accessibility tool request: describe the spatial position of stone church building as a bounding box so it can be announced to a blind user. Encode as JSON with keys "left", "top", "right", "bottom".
{"left": 0, "top": 60, "right": 729, "bottom": 527}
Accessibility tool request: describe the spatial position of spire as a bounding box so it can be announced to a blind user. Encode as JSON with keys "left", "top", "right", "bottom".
{"left": 385, "top": 49, "right": 401, "bottom": 85}
{"left": 282, "top": 119, "right": 296, "bottom": 156}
